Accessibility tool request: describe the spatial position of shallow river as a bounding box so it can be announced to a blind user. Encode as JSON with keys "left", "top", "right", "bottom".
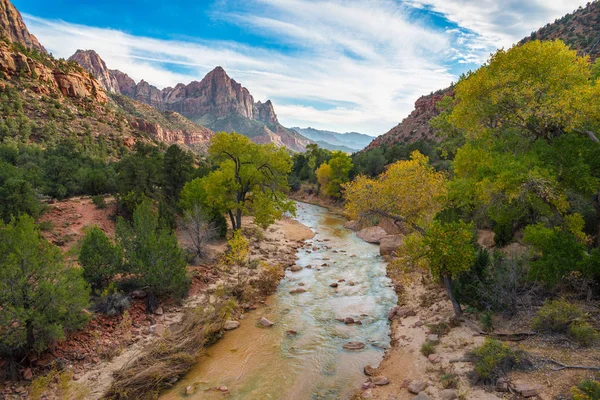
{"left": 162, "top": 202, "right": 397, "bottom": 400}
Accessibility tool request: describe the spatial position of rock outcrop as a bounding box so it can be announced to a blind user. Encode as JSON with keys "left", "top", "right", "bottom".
{"left": 0, "top": 42, "right": 106, "bottom": 103}
{"left": 364, "top": 87, "right": 453, "bottom": 151}
{"left": 68, "top": 50, "right": 120, "bottom": 93}
{"left": 0, "top": 0, "right": 46, "bottom": 53}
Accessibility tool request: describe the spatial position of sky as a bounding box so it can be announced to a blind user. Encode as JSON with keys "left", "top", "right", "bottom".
{"left": 15, "top": 0, "right": 588, "bottom": 136}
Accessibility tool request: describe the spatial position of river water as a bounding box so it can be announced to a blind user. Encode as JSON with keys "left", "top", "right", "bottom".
{"left": 162, "top": 202, "right": 397, "bottom": 400}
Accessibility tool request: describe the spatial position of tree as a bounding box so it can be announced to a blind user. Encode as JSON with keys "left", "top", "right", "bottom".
{"left": 116, "top": 200, "right": 188, "bottom": 306}
{"left": 201, "top": 132, "right": 295, "bottom": 230}
{"left": 315, "top": 162, "right": 332, "bottom": 195}
{"left": 315, "top": 151, "right": 353, "bottom": 198}
{"left": 345, "top": 151, "right": 447, "bottom": 233}
{"left": 0, "top": 216, "right": 90, "bottom": 358}
{"left": 422, "top": 220, "right": 476, "bottom": 316}
{"left": 162, "top": 144, "right": 194, "bottom": 205}
{"left": 79, "top": 226, "right": 121, "bottom": 293}
{"left": 182, "top": 204, "right": 218, "bottom": 264}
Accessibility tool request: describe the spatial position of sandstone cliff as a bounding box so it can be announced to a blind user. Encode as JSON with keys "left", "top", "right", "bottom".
{"left": 0, "top": 0, "right": 46, "bottom": 53}
{"left": 68, "top": 50, "right": 120, "bottom": 93}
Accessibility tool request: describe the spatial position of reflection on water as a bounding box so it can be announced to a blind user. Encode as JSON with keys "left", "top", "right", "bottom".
{"left": 161, "top": 202, "right": 397, "bottom": 400}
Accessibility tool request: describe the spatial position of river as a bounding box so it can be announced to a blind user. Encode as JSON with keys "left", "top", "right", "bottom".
{"left": 162, "top": 202, "right": 397, "bottom": 399}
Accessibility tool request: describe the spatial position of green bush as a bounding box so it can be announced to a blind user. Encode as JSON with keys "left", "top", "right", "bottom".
{"left": 469, "top": 339, "right": 527, "bottom": 384}
{"left": 572, "top": 379, "right": 600, "bottom": 400}
{"left": 92, "top": 195, "right": 106, "bottom": 209}
{"left": 421, "top": 341, "right": 437, "bottom": 356}
{"left": 532, "top": 299, "right": 584, "bottom": 333}
{"left": 568, "top": 322, "right": 599, "bottom": 347}
{"left": 79, "top": 226, "right": 121, "bottom": 292}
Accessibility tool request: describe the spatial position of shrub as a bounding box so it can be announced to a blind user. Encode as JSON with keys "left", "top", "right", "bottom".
{"left": 428, "top": 322, "right": 451, "bottom": 336}
{"left": 441, "top": 372, "right": 459, "bottom": 389}
{"left": 92, "top": 195, "right": 106, "bottom": 209}
{"left": 572, "top": 379, "right": 600, "bottom": 400}
{"left": 568, "top": 322, "right": 599, "bottom": 347}
{"left": 92, "top": 292, "right": 130, "bottom": 317}
{"left": 469, "top": 339, "right": 527, "bottom": 384}
{"left": 480, "top": 311, "right": 494, "bottom": 332}
{"left": 421, "top": 341, "right": 437, "bottom": 356}
{"left": 532, "top": 299, "right": 584, "bottom": 333}
{"left": 79, "top": 226, "right": 121, "bottom": 292}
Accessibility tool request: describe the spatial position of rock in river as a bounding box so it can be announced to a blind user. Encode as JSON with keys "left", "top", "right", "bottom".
{"left": 259, "top": 316, "right": 274, "bottom": 327}
{"left": 343, "top": 341, "right": 365, "bottom": 350}
{"left": 290, "top": 287, "right": 307, "bottom": 294}
{"left": 223, "top": 320, "right": 240, "bottom": 331}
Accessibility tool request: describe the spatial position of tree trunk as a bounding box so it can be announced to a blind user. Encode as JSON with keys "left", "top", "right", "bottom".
{"left": 228, "top": 211, "right": 236, "bottom": 231}
{"left": 442, "top": 274, "right": 462, "bottom": 317}
{"left": 235, "top": 208, "right": 243, "bottom": 230}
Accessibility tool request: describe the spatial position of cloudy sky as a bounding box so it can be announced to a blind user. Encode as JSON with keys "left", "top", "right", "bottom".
{"left": 15, "top": 0, "right": 587, "bottom": 136}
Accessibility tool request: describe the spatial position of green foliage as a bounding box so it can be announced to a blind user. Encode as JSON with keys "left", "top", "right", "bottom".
{"left": 0, "top": 160, "right": 41, "bottom": 222}
{"left": 162, "top": 144, "right": 194, "bottom": 205}
{"left": 92, "top": 195, "right": 106, "bottom": 209}
{"left": 523, "top": 224, "right": 586, "bottom": 286}
{"left": 0, "top": 215, "right": 90, "bottom": 356}
{"left": 316, "top": 151, "right": 353, "bottom": 198}
{"left": 469, "top": 339, "right": 526, "bottom": 384}
{"left": 480, "top": 311, "right": 494, "bottom": 332}
{"left": 423, "top": 220, "right": 476, "bottom": 279}
{"left": 352, "top": 147, "right": 386, "bottom": 177}
{"left": 532, "top": 299, "right": 584, "bottom": 333}
{"left": 568, "top": 322, "right": 599, "bottom": 347}
{"left": 116, "top": 199, "right": 188, "bottom": 298}
{"left": 201, "top": 132, "right": 295, "bottom": 230}
{"left": 79, "top": 227, "right": 121, "bottom": 292}
{"left": 420, "top": 341, "right": 437, "bottom": 356}
{"left": 572, "top": 379, "right": 600, "bottom": 400}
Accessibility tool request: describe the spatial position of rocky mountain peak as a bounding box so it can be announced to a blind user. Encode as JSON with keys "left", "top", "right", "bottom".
{"left": 68, "top": 49, "right": 120, "bottom": 94}
{"left": 0, "top": 0, "right": 46, "bottom": 53}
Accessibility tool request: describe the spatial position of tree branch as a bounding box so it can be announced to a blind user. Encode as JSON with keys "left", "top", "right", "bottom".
{"left": 361, "top": 209, "right": 425, "bottom": 235}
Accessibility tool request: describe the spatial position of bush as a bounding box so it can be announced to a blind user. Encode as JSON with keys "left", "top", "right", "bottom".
{"left": 92, "top": 195, "right": 106, "bottom": 209}
{"left": 469, "top": 339, "right": 527, "bottom": 384}
{"left": 421, "top": 341, "right": 437, "bottom": 356}
{"left": 568, "top": 322, "right": 599, "bottom": 347}
{"left": 92, "top": 292, "right": 130, "bottom": 317}
{"left": 532, "top": 299, "right": 584, "bottom": 333}
{"left": 79, "top": 226, "right": 121, "bottom": 292}
{"left": 572, "top": 379, "right": 600, "bottom": 400}
{"left": 440, "top": 372, "right": 459, "bottom": 389}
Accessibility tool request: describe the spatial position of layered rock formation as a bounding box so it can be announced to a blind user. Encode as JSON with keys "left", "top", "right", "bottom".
{"left": 0, "top": 0, "right": 46, "bottom": 53}
{"left": 68, "top": 50, "right": 120, "bottom": 93}
{"left": 68, "top": 50, "right": 311, "bottom": 151}
{"left": 364, "top": 87, "right": 453, "bottom": 151}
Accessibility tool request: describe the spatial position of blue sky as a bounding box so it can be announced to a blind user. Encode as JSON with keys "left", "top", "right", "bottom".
{"left": 16, "top": 0, "right": 587, "bottom": 136}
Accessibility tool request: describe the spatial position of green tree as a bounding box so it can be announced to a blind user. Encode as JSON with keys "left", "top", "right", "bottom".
{"left": 201, "top": 132, "right": 295, "bottom": 230}
{"left": 0, "top": 216, "right": 90, "bottom": 356}
{"left": 79, "top": 226, "right": 121, "bottom": 293}
{"left": 162, "top": 144, "right": 194, "bottom": 204}
{"left": 179, "top": 177, "right": 228, "bottom": 238}
{"left": 116, "top": 200, "right": 188, "bottom": 300}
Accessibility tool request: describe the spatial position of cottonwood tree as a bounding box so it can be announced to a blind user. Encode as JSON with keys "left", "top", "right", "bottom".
{"left": 0, "top": 216, "right": 90, "bottom": 360}
{"left": 201, "top": 132, "right": 295, "bottom": 230}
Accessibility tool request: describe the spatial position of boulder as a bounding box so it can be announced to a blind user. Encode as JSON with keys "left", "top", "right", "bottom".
{"left": 289, "top": 265, "right": 303, "bottom": 272}
{"left": 154, "top": 306, "right": 164, "bottom": 316}
{"left": 408, "top": 380, "right": 427, "bottom": 394}
{"left": 357, "top": 226, "right": 388, "bottom": 243}
{"left": 343, "top": 341, "right": 366, "bottom": 350}
{"left": 289, "top": 288, "right": 307, "bottom": 294}
{"left": 440, "top": 389, "right": 457, "bottom": 400}
{"left": 412, "top": 394, "right": 431, "bottom": 400}
{"left": 363, "top": 365, "right": 376, "bottom": 376}
{"left": 344, "top": 317, "right": 355, "bottom": 324}
{"left": 223, "top": 320, "right": 240, "bottom": 331}
{"left": 131, "top": 290, "right": 147, "bottom": 299}
{"left": 259, "top": 317, "right": 274, "bottom": 327}
{"left": 371, "top": 376, "right": 390, "bottom": 386}
{"left": 427, "top": 354, "right": 441, "bottom": 364}
{"left": 379, "top": 235, "right": 404, "bottom": 256}
{"left": 329, "top": 282, "right": 338, "bottom": 288}
{"left": 512, "top": 382, "right": 542, "bottom": 398}
{"left": 388, "top": 306, "right": 416, "bottom": 321}
{"left": 427, "top": 334, "right": 439, "bottom": 344}
{"left": 343, "top": 220, "right": 360, "bottom": 231}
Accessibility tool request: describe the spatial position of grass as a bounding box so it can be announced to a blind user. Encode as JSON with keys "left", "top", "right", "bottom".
{"left": 421, "top": 341, "right": 437, "bottom": 357}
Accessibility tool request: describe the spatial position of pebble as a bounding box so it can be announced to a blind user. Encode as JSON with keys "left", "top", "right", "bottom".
{"left": 259, "top": 317, "right": 274, "bottom": 327}
{"left": 427, "top": 334, "right": 439, "bottom": 343}
{"left": 223, "top": 320, "right": 240, "bottom": 331}
{"left": 408, "top": 380, "right": 427, "bottom": 394}
{"left": 440, "top": 389, "right": 457, "bottom": 400}
{"left": 329, "top": 282, "right": 338, "bottom": 288}
{"left": 371, "top": 376, "right": 390, "bottom": 386}
{"left": 289, "top": 288, "right": 307, "bottom": 294}
{"left": 428, "top": 353, "right": 441, "bottom": 364}
{"left": 363, "top": 365, "right": 376, "bottom": 376}
{"left": 343, "top": 341, "right": 365, "bottom": 350}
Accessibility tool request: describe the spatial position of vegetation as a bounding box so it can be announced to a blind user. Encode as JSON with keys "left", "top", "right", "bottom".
{"left": 469, "top": 339, "right": 528, "bottom": 384}
{"left": 0, "top": 216, "right": 90, "bottom": 360}
{"left": 572, "top": 379, "right": 600, "bottom": 400}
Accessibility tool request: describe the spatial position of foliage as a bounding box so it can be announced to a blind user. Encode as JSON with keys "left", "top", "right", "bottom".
{"left": 0, "top": 215, "right": 89, "bottom": 356}
{"left": 200, "top": 132, "right": 295, "bottom": 229}
{"left": 116, "top": 199, "right": 188, "bottom": 299}
{"left": 182, "top": 204, "right": 218, "bottom": 263}
{"left": 179, "top": 178, "right": 228, "bottom": 238}
{"left": 532, "top": 299, "right": 584, "bottom": 333}
{"left": 568, "top": 321, "right": 599, "bottom": 347}
{"left": 469, "top": 339, "right": 526, "bottom": 384}
{"left": 92, "top": 195, "right": 107, "bottom": 209}
{"left": 92, "top": 292, "right": 131, "bottom": 317}
{"left": 351, "top": 147, "right": 386, "bottom": 177}
{"left": 162, "top": 144, "right": 194, "bottom": 205}
{"left": 78, "top": 226, "right": 121, "bottom": 292}
{"left": 345, "top": 151, "right": 447, "bottom": 232}
{"left": 423, "top": 220, "right": 475, "bottom": 280}
{"left": 572, "top": 379, "right": 600, "bottom": 400}
{"left": 420, "top": 341, "right": 437, "bottom": 356}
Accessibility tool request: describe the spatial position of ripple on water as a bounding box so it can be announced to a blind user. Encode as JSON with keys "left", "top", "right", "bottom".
{"left": 160, "top": 202, "right": 397, "bottom": 400}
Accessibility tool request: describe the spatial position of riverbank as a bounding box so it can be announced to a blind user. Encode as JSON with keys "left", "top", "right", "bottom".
{"left": 289, "top": 185, "right": 346, "bottom": 216}
{"left": 4, "top": 198, "right": 314, "bottom": 400}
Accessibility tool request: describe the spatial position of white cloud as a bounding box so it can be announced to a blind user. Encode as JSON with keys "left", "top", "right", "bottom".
{"left": 22, "top": 0, "right": 589, "bottom": 136}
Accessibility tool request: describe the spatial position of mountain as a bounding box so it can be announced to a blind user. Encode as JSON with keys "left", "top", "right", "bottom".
{"left": 520, "top": 2, "right": 600, "bottom": 59}
{"left": 68, "top": 50, "right": 312, "bottom": 152}
{"left": 291, "top": 127, "right": 372, "bottom": 152}
{"left": 0, "top": 0, "right": 213, "bottom": 153}
{"left": 367, "top": 2, "right": 600, "bottom": 152}
{"left": 0, "top": 0, "right": 46, "bottom": 53}
{"left": 363, "top": 87, "right": 453, "bottom": 151}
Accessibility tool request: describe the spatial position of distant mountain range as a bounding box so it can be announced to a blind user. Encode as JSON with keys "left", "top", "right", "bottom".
{"left": 69, "top": 50, "right": 312, "bottom": 152}
{"left": 366, "top": 1, "right": 600, "bottom": 152}
{"left": 290, "top": 127, "right": 373, "bottom": 152}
